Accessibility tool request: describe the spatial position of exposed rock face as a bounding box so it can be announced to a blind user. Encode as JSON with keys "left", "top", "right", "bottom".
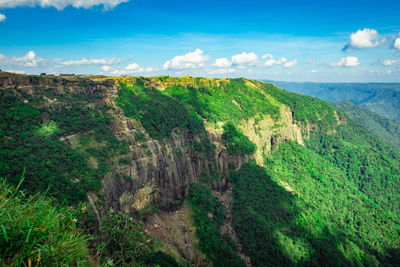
{"left": 101, "top": 115, "right": 236, "bottom": 213}
{"left": 0, "top": 72, "right": 303, "bottom": 215}
{"left": 239, "top": 105, "right": 303, "bottom": 165}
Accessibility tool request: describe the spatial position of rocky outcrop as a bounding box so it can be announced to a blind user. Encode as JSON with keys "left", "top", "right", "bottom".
{"left": 239, "top": 105, "right": 303, "bottom": 165}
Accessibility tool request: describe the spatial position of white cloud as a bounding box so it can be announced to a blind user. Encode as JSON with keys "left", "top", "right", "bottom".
{"left": 382, "top": 59, "right": 400, "bottom": 66}
{"left": 283, "top": 59, "right": 297, "bottom": 68}
{"left": 261, "top": 53, "right": 273, "bottom": 60}
{"left": 231, "top": 52, "right": 258, "bottom": 66}
{"left": 163, "top": 49, "right": 209, "bottom": 70}
{"left": 214, "top": 58, "right": 231, "bottom": 68}
{"left": 0, "top": 51, "right": 44, "bottom": 67}
{"left": 0, "top": 0, "right": 129, "bottom": 10}
{"left": 311, "top": 70, "right": 318, "bottom": 73}
{"left": 394, "top": 36, "right": 400, "bottom": 50}
{"left": 61, "top": 57, "right": 121, "bottom": 66}
{"left": 0, "top": 13, "right": 6, "bottom": 22}
{"left": 330, "top": 56, "right": 360, "bottom": 67}
{"left": 125, "top": 63, "right": 141, "bottom": 71}
{"left": 343, "top": 28, "right": 385, "bottom": 51}
{"left": 368, "top": 70, "right": 394, "bottom": 75}
{"left": 102, "top": 65, "right": 111, "bottom": 72}
{"left": 111, "top": 63, "right": 155, "bottom": 75}
{"left": 263, "top": 54, "right": 297, "bottom": 68}
{"left": 4, "top": 69, "right": 25, "bottom": 74}
{"left": 207, "top": 68, "right": 237, "bottom": 75}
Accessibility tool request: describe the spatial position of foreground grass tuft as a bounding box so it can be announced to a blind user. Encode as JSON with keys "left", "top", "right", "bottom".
{"left": 0, "top": 179, "right": 90, "bottom": 266}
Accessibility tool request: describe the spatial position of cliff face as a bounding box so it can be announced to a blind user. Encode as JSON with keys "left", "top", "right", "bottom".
{"left": 3, "top": 72, "right": 400, "bottom": 266}
{"left": 0, "top": 72, "right": 304, "bottom": 215}
{"left": 101, "top": 96, "right": 238, "bottom": 214}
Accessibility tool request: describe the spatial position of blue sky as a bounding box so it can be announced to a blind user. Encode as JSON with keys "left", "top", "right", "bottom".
{"left": 0, "top": 0, "right": 400, "bottom": 82}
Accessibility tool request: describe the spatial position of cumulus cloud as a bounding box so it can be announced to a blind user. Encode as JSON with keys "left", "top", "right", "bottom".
{"left": 213, "top": 52, "right": 260, "bottom": 68}
{"left": 382, "top": 59, "right": 400, "bottom": 66}
{"left": 0, "top": 51, "right": 45, "bottom": 67}
{"left": 394, "top": 36, "right": 400, "bottom": 50}
{"left": 0, "top": 0, "right": 129, "bottom": 10}
{"left": 214, "top": 58, "right": 231, "bottom": 68}
{"left": 0, "top": 13, "right": 6, "bottom": 22}
{"left": 207, "top": 68, "right": 237, "bottom": 75}
{"left": 61, "top": 57, "right": 121, "bottom": 66}
{"left": 343, "top": 28, "right": 385, "bottom": 51}
{"left": 231, "top": 52, "right": 259, "bottom": 66}
{"left": 111, "top": 63, "right": 155, "bottom": 75}
{"left": 283, "top": 59, "right": 297, "bottom": 68}
{"left": 102, "top": 65, "right": 112, "bottom": 72}
{"left": 330, "top": 56, "right": 360, "bottom": 67}
{"left": 263, "top": 54, "right": 297, "bottom": 68}
{"left": 163, "top": 49, "right": 209, "bottom": 70}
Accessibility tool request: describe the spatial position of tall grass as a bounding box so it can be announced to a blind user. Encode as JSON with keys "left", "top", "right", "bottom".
{"left": 0, "top": 179, "right": 90, "bottom": 266}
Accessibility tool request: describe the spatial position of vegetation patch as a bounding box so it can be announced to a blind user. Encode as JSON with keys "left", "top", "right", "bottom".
{"left": 222, "top": 121, "right": 256, "bottom": 156}
{"left": 0, "top": 90, "right": 125, "bottom": 204}
{"left": 0, "top": 180, "right": 90, "bottom": 266}
{"left": 188, "top": 183, "right": 245, "bottom": 266}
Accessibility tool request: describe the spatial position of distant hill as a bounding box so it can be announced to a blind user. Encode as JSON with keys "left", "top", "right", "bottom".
{"left": 268, "top": 81, "right": 400, "bottom": 122}
{"left": 333, "top": 100, "right": 400, "bottom": 148}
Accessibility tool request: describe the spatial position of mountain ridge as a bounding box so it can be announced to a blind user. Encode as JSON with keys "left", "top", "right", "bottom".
{"left": 1, "top": 71, "right": 400, "bottom": 266}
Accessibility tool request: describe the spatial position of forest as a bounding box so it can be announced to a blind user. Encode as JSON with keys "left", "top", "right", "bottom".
{"left": 1, "top": 74, "right": 400, "bottom": 266}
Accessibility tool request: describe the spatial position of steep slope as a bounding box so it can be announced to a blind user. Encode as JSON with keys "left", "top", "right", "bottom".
{"left": 270, "top": 81, "right": 400, "bottom": 122}
{"left": 333, "top": 100, "right": 400, "bottom": 148}
{"left": 1, "top": 71, "right": 400, "bottom": 266}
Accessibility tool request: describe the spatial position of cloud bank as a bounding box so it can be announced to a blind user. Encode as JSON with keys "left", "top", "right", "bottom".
{"left": 382, "top": 59, "right": 400, "bottom": 66}
{"left": 0, "top": 51, "right": 44, "bottom": 67}
{"left": 61, "top": 57, "right": 121, "bottom": 66}
{"left": 0, "top": 0, "right": 129, "bottom": 10}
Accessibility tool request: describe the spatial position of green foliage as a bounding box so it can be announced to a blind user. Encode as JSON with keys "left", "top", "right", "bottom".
{"left": 188, "top": 183, "right": 245, "bottom": 266}
{"left": 272, "top": 81, "right": 400, "bottom": 122}
{"left": 116, "top": 81, "right": 204, "bottom": 140}
{"left": 222, "top": 121, "right": 256, "bottom": 156}
{"left": 163, "top": 78, "right": 280, "bottom": 123}
{"left": 0, "top": 179, "right": 90, "bottom": 266}
{"left": 118, "top": 157, "right": 131, "bottom": 165}
{"left": 99, "top": 211, "right": 179, "bottom": 266}
{"left": 306, "top": 120, "right": 400, "bottom": 223}
{"left": 0, "top": 90, "right": 123, "bottom": 204}
{"left": 262, "top": 83, "right": 338, "bottom": 127}
{"left": 231, "top": 160, "right": 382, "bottom": 266}
{"left": 116, "top": 80, "right": 216, "bottom": 157}
{"left": 333, "top": 100, "right": 400, "bottom": 148}
{"left": 134, "top": 132, "right": 146, "bottom": 142}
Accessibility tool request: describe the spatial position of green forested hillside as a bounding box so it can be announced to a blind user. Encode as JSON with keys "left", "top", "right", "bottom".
{"left": 1, "top": 73, "right": 400, "bottom": 266}
{"left": 270, "top": 81, "right": 400, "bottom": 122}
{"left": 333, "top": 100, "right": 400, "bottom": 148}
